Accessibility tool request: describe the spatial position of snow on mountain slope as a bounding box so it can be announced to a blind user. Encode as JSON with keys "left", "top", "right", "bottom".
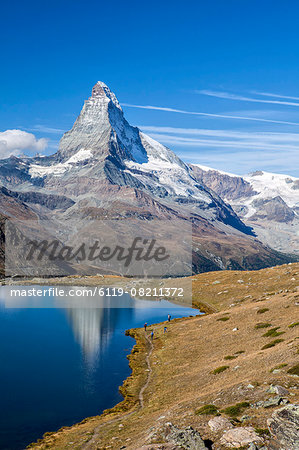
{"left": 193, "top": 164, "right": 299, "bottom": 216}
{"left": 0, "top": 82, "right": 295, "bottom": 272}
{"left": 29, "top": 148, "right": 93, "bottom": 177}
{"left": 244, "top": 171, "right": 299, "bottom": 210}
{"left": 27, "top": 82, "right": 213, "bottom": 204}
{"left": 191, "top": 164, "right": 299, "bottom": 254}
{"left": 125, "top": 133, "right": 211, "bottom": 202}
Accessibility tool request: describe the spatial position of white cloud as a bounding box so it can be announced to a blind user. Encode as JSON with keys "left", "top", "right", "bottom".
{"left": 138, "top": 125, "right": 299, "bottom": 176}
{"left": 139, "top": 125, "right": 299, "bottom": 150}
{"left": 139, "top": 125, "right": 299, "bottom": 141}
{"left": 146, "top": 132, "right": 299, "bottom": 151}
{"left": 182, "top": 149, "right": 299, "bottom": 177}
{"left": 122, "top": 103, "right": 299, "bottom": 125}
{"left": 28, "top": 125, "right": 65, "bottom": 134}
{"left": 252, "top": 91, "right": 299, "bottom": 101}
{"left": 198, "top": 90, "right": 299, "bottom": 107}
{"left": 0, "top": 129, "right": 48, "bottom": 159}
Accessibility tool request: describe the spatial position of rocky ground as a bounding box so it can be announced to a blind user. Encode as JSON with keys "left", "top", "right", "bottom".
{"left": 26, "top": 263, "right": 299, "bottom": 449}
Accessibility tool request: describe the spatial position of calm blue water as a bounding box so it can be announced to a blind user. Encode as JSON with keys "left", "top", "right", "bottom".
{"left": 0, "top": 288, "right": 197, "bottom": 450}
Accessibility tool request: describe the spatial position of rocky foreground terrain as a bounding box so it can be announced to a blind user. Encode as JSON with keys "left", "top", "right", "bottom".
{"left": 28, "top": 263, "right": 299, "bottom": 449}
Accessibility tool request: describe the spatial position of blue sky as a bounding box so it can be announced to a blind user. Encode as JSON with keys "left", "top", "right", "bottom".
{"left": 1, "top": 0, "right": 299, "bottom": 175}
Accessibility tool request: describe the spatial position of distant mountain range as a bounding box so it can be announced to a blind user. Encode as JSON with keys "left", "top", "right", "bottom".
{"left": 0, "top": 82, "right": 296, "bottom": 276}
{"left": 189, "top": 165, "right": 299, "bottom": 255}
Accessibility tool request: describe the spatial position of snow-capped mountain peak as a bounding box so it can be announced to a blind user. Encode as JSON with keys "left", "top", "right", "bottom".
{"left": 189, "top": 163, "right": 299, "bottom": 254}
{"left": 27, "top": 83, "right": 213, "bottom": 203}
{"left": 0, "top": 82, "right": 294, "bottom": 273}
{"left": 192, "top": 164, "right": 299, "bottom": 209}
{"left": 244, "top": 170, "right": 299, "bottom": 208}
{"left": 91, "top": 81, "right": 122, "bottom": 110}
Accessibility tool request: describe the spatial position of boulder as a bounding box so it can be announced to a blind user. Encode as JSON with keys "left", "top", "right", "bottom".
{"left": 220, "top": 426, "right": 263, "bottom": 448}
{"left": 208, "top": 416, "right": 233, "bottom": 432}
{"left": 267, "top": 385, "right": 289, "bottom": 396}
{"left": 267, "top": 404, "right": 299, "bottom": 449}
{"left": 274, "top": 386, "right": 289, "bottom": 396}
{"left": 263, "top": 396, "right": 284, "bottom": 408}
{"left": 163, "top": 423, "right": 208, "bottom": 449}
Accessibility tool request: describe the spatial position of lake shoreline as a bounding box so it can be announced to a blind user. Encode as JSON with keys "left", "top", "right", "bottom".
{"left": 0, "top": 278, "right": 198, "bottom": 449}
{"left": 26, "top": 312, "right": 201, "bottom": 449}
{"left": 25, "top": 263, "right": 299, "bottom": 449}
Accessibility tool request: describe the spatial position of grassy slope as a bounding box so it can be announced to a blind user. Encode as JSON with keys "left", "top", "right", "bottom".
{"left": 28, "top": 263, "right": 299, "bottom": 449}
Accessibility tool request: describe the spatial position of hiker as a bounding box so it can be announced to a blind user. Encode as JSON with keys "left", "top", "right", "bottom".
{"left": 150, "top": 330, "right": 154, "bottom": 340}
{"left": 168, "top": 314, "right": 171, "bottom": 322}
{"left": 164, "top": 326, "right": 167, "bottom": 333}
{"left": 144, "top": 322, "right": 147, "bottom": 331}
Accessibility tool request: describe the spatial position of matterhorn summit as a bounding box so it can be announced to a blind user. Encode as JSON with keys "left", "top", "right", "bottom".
{"left": 28, "top": 82, "right": 226, "bottom": 203}
{"left": 91, "top": 81, "right": 122, "bottom": 109}
{"left": 0, "top": 81, "right": 292, "bottom": 273}
{"left": 57, "top": 80, "right": 148, "bottom": 165}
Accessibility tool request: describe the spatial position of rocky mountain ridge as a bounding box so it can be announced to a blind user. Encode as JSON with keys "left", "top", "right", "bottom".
{"left": 0, "top": 82, "right": 295, "bottom": 275}
{"left": 190, "top": 165, "right": 299, "bottom": 255}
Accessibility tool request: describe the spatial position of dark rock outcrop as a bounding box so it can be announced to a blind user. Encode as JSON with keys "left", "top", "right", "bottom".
{"left": 163, "top": 423, "right": 208, "bottom": 449}
{"left": 267, "top": 404, "right": 299, "bottom": 449}
{"left": 251, "top": 196, "right": 295, "bottom": 223}
{"left": 0, "top": 187, "right": 74, "bottom": 211}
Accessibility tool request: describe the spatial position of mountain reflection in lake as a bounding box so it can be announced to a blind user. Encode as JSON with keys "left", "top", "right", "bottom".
{"left": 0, "top": 287, "right": 198, "bottom": 450}
{"left": 65, "top": 307, "right": 134, "bottom": 368}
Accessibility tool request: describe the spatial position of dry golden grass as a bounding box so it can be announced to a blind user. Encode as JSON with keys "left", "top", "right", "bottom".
{"left": 27, "top": 263, "right": 299, "bottom": 449}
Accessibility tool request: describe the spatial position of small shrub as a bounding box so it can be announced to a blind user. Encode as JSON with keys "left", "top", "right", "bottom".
{"left": 287, "top": 364, "right": 299, "bottom": 376}
{"left": 255, "top": 323, "right": 272, "bottom": 329}
{"left": 239, "top": 401, "right": 250, "bottom": 407}
{"left": 217, "top": 317, "right": 230, "bottom": 322}
{"left": 224, "top": 355, "right": 238, "bottom": 360}
{"left": 288, "top": 322, "right": 299, "bottom": 328}
{"left": 262, "top": 327, "right": 285, "bottom": 337}
{"left": 270, "top": 363, "right": 287, "bottom": 372}
{"left": 262, "top": 339, "right": 284, "bottom": 350}
{"left": 255, "top": 428, "right": 270, "bottom": 437}
{"left": 235, "top": 350, "right": 245, "bottom": 354}
{"left": 196, "top": 404, "right": 219, "bottom": 415}
{"left": 257, "top": 308, "right": 269, "bottom": 314}
{"left": 221, "top": 402, "right": 250, "bottom": 417}
{"left": 212, "top": 365, "right": 229, "bottom": 374}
